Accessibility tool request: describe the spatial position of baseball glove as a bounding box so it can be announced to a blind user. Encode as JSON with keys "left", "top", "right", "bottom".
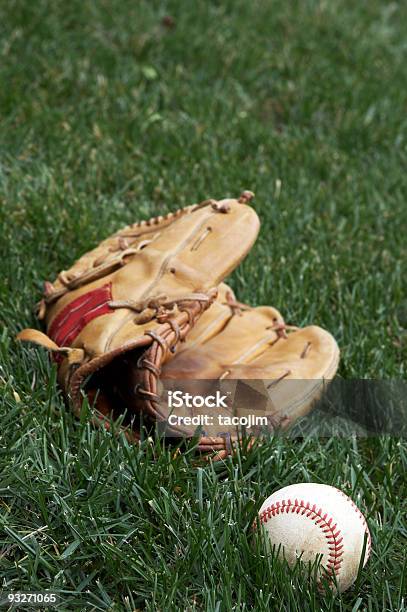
{"left": 17, "top": 192, "right": 260, "bottom": 434}
{"left": 114, "top": 283, "right": 340, "bottom": 459}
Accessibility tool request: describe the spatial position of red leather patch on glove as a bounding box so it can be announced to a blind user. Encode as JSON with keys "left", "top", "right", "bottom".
{"left": 49, "top": 283, "right": 113, "bottom": 347}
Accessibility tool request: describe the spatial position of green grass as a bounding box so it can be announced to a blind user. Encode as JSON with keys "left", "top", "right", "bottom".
{"left": 0, "top": 0, "right": 406, "bottom": 610}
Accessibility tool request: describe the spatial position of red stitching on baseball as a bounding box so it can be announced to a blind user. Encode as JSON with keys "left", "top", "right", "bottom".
{"left": 336, "top": 489, "right": 371, "bottom": 558}
{"left": 259, "top": 498, "right": 344, "bottom": 578}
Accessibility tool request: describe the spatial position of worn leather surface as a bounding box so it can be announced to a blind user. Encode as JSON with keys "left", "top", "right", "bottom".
{"left": 17, "top": 191, "right": 340, "bottom": 461}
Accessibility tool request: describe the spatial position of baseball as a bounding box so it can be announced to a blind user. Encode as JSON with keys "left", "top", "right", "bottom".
{"left": 258, "top": 483, "right": 371, "bottom": 593}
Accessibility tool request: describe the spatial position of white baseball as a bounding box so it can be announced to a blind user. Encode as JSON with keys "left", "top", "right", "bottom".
{"left": 258, "top": 483, "right": 371, "bottom": 593}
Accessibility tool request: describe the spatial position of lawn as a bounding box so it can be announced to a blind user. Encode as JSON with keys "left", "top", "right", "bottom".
{"left": 0, "top": 1, "right": 406, "bottom": 610}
